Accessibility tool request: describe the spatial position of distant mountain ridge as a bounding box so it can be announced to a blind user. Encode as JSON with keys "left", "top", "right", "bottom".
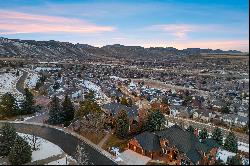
{"left": 0, "top": 37, "right": 243, "bottom": 61}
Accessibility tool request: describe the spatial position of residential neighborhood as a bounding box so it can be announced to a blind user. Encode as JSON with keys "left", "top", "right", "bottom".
{"left": 0, "top": 0, "right": 249, "bottom": 165}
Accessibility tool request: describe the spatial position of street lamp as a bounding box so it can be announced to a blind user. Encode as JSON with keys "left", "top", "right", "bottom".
{"left": 66, "top": 154, "right": 68, "bottom": 165}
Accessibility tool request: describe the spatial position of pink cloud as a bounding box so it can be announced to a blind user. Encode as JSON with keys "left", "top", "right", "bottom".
{"left": 120, "top": 39, "right": 249, "bottom": 52}
{"left": 172, "top": 40, "right": 249, "bottom": 51}
{"left": 0, "top": 10, "right": 115, "bottom": 34}
{"left": 147, "top": 24, "right": 222, "bottom": 39}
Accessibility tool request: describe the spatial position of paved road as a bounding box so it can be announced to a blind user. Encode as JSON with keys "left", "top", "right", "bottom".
{"left": 132, "top": 78, "right": 211, "bottom": 98}
{"left": 25, "top": 112, "right": 49, "bottom": 123}
{"left": 16, "top": 69, "right": 28, "bottom": 94}
{"left": 0, "top": 121, "right": 117, "bottom": 165}
{"left": 165, "top": 115, "right": 249, "bottom": 144}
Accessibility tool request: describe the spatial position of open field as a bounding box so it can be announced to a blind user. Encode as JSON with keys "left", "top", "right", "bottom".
{"left": 132, "top": 78, "right": 211, "bottom": 97}
{"left": 0, "top": 57, "right": 27, "bottom": 61}
{"left": 201, "top": 54, "right": 249, "bottom": 59}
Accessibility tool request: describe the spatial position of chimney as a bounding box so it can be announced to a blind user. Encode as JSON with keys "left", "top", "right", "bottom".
{"left": 194, "top": 128, "right": 199, "bottom": 137}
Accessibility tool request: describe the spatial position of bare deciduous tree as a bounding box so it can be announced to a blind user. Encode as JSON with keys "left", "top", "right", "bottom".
{"left": 75, "top": 143, "right": 91, "bottom": 165}
{"left": 24, "top": 133, "right": 41, "bottom": 151}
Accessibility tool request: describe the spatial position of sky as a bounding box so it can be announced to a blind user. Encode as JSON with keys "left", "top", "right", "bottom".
{"left": 0, "top": 0, "right": 249, "bottom": 51}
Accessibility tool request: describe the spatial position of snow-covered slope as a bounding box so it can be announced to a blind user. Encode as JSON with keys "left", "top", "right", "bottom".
{"left": 0, "top": 72, "right": 23, "bottom": 100}
{"left": 83, "top": 80, "right": 108, "bottom": 100}
{"left": 25, "top": 72, "right": 40, "bottom": 88}
{"left": 25, "top": 73, "right": 39, "bottom": 88}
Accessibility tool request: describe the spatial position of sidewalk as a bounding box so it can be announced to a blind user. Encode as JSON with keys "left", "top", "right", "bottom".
{"left": 98, "top": 129, "right": 115, "bottom": 148}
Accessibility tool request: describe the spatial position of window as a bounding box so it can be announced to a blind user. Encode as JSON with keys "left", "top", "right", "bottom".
{"left": 162, "top": 149, "right": 167, "bottom": 154}
{"left": 173, "top": 151, "right": 178, "bottom": 160}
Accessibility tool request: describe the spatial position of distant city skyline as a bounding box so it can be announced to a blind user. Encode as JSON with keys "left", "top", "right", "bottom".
{"left": 0, "top": 0, "right": 249, "bottom": 52}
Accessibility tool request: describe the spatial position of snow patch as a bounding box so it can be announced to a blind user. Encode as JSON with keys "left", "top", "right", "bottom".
{"left": 25, "top": 72, "right": 40, "bottom": 88}
{"left": 34, "top": 67, "right": 61, "bottom": 72}
{"left": 216, "top": 148, "right": 236, "bottom": 164}
{"left": 83, "top": 80, "right": 108, "bottom": 100}
{"left": 18, "top": 133, "right": 64, "bottom": 162}
{"left": 238, "top": 142, "right": 249, "bottom": 153}
{"left": 109, "top": 76, "right": 126, "bottom": 81}
{"left": 0, "top": 72, "right": 23, "bottom": 100}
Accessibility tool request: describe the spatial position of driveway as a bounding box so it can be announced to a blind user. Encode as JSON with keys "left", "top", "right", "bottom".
{"left": 119, "top": 150, "right": 151, "bottom": 165}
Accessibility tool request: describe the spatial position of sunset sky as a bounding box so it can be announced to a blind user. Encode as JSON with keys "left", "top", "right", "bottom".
{"left": 0, "top": 0, "right": 249, "bottom": 51}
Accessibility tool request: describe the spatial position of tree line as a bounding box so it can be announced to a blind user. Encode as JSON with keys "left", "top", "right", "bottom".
{"left": 0, "top": 88, "right": 36, "bottom": 119}
{"left": 0, "top": 123, "right": 32, "bottom": 165}
{"left": 187, "top": 125, "right": 242, "bottom": 165}
{"left": 47, "top": 94, "right": 75, "bottom": 127}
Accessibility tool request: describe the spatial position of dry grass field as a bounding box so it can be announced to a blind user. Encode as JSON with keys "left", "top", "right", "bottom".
{"left": 201, "top": 53, "right": 249, "bottom": 59}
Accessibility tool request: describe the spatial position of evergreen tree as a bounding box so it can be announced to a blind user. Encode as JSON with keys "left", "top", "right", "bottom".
{"left": 120, "top": 97, "right": 128, "bottom": 106}
{"left": 62, "top": 94, "right": 75, "bottom": 126}
{"left": 35, "top": 74, "right": 46, "bottom": 91}
{"left": 20, "top": 88, "right": 35, "bottom": 115}
{"left": 224, "top": 131, "right": 238, "bottom": 153}
{"left": 115, "top": 110, "right": 129, "bottom": 138}
{"left": 75, "top": 98, "right": 101, "bottom": 118}
{"left": 212, "top": 127, "right": 223, "bottom": 145}
{"left": 8, "top": 135, "right": 32, "bottom": 165}
{"left": 215, "top": 157, "right": 225, "bottom": 165}
{"left": 35, "top": 81, "right": 42, "bottom": 91}
{"left": 221, "top": 105, "right": 230, "bottom": 114}
{"left": 53, "top": 82, "right": 60, "bottom": 91}
{"left": 0, "top": 93, "right": 19, "bottom": 118}
{"left": 116, "top": 96, "right": 121, "bottom": 103}
{"left": 48, "top": 96, "right": 63, "bottom": 125}
{"left": 84, "top": 91, "right": 95, "bottom": 101}
{"left": 146, "top": 110, "right": 166, "bottom": 132}
{"left": 161, "top": 97, "right": 169, "bottom": 105}
{"left": 186, "top": 125, "right": 195, "bottom": 133}
{"left": 0, "top": 123, "right": 17, "bottom": 156}
{"left": 127, "top": 98, "right": 133, "bottom": 107}
{"left": 226, "top": 155, "right": 242, "bottom": 165}
{"left": 16, "top": 70, "right": 20, "bottom": 76}
{"left": 198, "top": 128, "right": 208, "bottom": 141}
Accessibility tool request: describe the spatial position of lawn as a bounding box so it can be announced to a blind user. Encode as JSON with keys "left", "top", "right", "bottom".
{"left": 102, "top": 134, "right": 129, "bottom": 152}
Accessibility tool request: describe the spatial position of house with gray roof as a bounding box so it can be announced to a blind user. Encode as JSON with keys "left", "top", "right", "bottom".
{"left": 128, "top": 125, "right": 220, "bottom": 165}
{"left": 102, "top": 102, "right": 139, "bottom": 120}
{"left": 101, "top": 102, "right": 139, "bottom": 132}
{"left": 220, "top": 114, "right": 248, "bottom": 126}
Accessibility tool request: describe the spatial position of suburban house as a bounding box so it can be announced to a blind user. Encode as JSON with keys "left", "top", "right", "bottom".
{"left": 101, "top": 102, "right": 139, "bottom": 132}
{"left": 35, "top": 96, "right": 51, "bottom": 111}
{"left": 150, "top": 100, "right": 170, "bottom": 115}
{"left": 169, "top": 105, "right": 186, "bottom": 117}
{"left": 127, "top": 125, "right": 220, "bottom": 165}
{"left": 220, "top": 114, "right": 249, "bottom": 126}
{"left": 211, "top": 99, "right": 227, "bottom": 110}
{"left": 192, "top": 109, "right": 216, "bottom": 122}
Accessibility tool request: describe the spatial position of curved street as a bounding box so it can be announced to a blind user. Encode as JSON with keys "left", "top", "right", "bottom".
{"left": 0, "top": 121, "right": 117, "bottom": 165}
{"left": 16, "top": 69, "right": 28, "bottom": 94}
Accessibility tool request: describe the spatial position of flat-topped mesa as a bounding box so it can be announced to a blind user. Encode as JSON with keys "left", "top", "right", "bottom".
{"left": 0, "top": 37, "right": 243, "bottom": 60}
